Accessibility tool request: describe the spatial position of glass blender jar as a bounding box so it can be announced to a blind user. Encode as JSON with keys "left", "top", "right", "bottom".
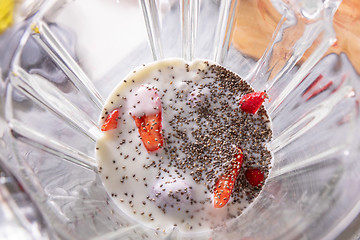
{"left": 1, "top": 0, "right": 360, "bottom": 239}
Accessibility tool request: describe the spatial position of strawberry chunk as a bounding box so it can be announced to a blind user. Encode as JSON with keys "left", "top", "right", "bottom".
{"left": 133, "top": 113, "right": 163, "bottom": 152}
{"left": 130, "top": 86, "right": 164, "bottom": 153}
{"left": 245, "top": 169, "right": 264, "bottom": 187}
{"left": 239, "top": 91, "right": 268, "bottom": 114}
{"left": 214, "top": 148, "right": 243, "bottom": 208}
{"left": 101, "top": 109, "right": 119, "bottom": 131}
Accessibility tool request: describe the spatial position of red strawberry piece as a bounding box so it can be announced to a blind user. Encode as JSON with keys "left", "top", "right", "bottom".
{"left": 214, "top": 148, "right": 243, "bottom": 208}
{"left": 133, "top": 112, "right": 164, "bottom": 152}
{"left": 245, "top": 169, "right": 264, "bottom": 187}
{"left": 239, "top": 91, "right": 268, "bottom": 114}
{"left": 131, "top": 86, "right": 163, "bottom": 152}
{"left": 101, "top": 109, "right": 119, "bottom": 131}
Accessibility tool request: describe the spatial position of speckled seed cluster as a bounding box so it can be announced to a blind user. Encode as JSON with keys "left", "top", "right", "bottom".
{"left": 160, "top": 63, "right": 272, "bottom": 203}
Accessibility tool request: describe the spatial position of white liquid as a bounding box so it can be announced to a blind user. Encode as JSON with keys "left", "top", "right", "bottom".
{"left": 96, "top": 58, "right": 272, "bottom": 233}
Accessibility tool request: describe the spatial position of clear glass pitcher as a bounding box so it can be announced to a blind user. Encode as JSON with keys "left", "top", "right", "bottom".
{"left": 1, "top": 0, "right": 360, "bottom": 239}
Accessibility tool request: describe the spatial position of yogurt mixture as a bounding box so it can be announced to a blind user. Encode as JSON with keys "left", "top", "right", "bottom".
{"left": 96, "top": 59, "right": 272, "bottom": 233}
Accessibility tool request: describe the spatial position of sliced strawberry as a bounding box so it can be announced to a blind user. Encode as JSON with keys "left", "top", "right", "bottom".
{"left": 130, "top": 86, "right": 163, "bottom": 152}
{"left": 245, "top": 169, "right": 264, "bottom": 187}
{"left": 239, "top": 91, "right": 268, "bottom": 114}
{"left": 133, "top": 113, "right": 163, "bottom": 152}
{"left": 101, "top": 109, "right": 119, "bottom": 131}
{"left": 214, "top": 148, "right": 243, "bottom": 208}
